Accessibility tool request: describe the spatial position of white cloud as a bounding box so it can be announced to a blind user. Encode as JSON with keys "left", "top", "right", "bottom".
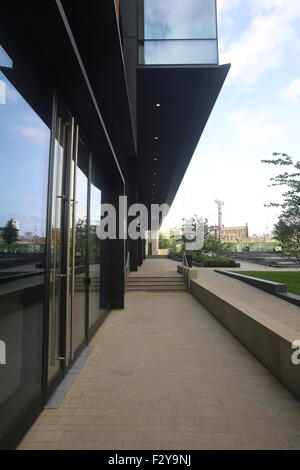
{"left": 217, "top": 0, "right": 242, "bottom": 15}
{"left": 0, "top": 80, "right": 6, "bottom": 104}
{"left": 219, "top": 0, "right": 300, "bottom": 85}
{"left": 281, "top": 77, "right": 300, "bottom": 105}
{"left": 17, "top": 126, "right": 48, "bottom": 145}
{"left": 227, "top": 111, "right": 288, "bottom": 147}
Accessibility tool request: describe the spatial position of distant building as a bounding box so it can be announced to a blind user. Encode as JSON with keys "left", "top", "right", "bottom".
{"left": 222, "top": 225, "right": 249, "bottom": 243}
{"left": 25, "top": 232, "right": 33, "bottom": 241}
{"left": 222, "top": 225, "right": 277, "bottom": 243}
{"left": 247, "top": 235, "right": 277, "bottom": 243}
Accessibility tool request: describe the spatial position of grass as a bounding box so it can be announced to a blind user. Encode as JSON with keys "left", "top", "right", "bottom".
{"left": 236, "top": 271, "right": 300, "bottom": 296}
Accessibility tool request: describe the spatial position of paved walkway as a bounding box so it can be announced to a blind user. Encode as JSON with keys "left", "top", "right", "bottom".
{"left": 19, "top": 259, "right": 300, "bottom": 450}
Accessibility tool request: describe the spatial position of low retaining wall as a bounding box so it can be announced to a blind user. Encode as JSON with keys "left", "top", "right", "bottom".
{"left": 190, "top": 280, "right": 300, "bottom": 401}
{"left": 215, "top": 269, "right": 300, "bottom": 307}
{"left": 214, "top": 269, "right": 287, "bottom": 294}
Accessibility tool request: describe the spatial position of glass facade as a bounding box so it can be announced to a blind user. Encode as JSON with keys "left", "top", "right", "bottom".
{"left": 0, "top": 67, "right": 50, "bottom": 443}
{"left": 139, "top": 0, "right": 218, "bottom": 65}
{"left": 72, "top": 138, "right": 88, "bottom": 352}
{"left": 48, "top": 108, "right": 91, "bottom": 382}
{"left": 0, "top": 45, "right": 13, "bottom": 68}
{"left": 88, "top": 166, "right": 101, "bottom": 329}
{"left": 48, "top": 106, "right": 67, "bottom": 383}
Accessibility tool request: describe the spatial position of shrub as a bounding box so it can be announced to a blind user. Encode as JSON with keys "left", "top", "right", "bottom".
{"left": 191, "top": 253, "right": 237, "bottom": 267}
{"left": 169, "top": 251, "right": 238, "bottom": 267}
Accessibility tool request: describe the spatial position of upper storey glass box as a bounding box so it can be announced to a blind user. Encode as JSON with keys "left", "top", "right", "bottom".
{"left": 138, "top": 0, "right": 218, "bottom": 65}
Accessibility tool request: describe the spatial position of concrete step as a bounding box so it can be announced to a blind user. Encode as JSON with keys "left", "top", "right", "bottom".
{"left": 127, "top": 282, "right": 185, "bottom": 289}
{"left": 127, "top": 285, "right": 187, "bottom": 291}
{"left": 128, "top": 276, "right": 183, "bottom": 282}
{"left": 146, "top": 255, "right": 169, "bottom": 259}
{"left": 127, "top": 274, "right": 186, "bottom": 292}
{"left": 128, "top": 279, "right": 185, "bottom": 284}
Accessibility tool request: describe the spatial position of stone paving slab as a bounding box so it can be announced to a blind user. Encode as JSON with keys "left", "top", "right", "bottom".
{"left": 19, "top": 261, "right": 300, "bottom": 450}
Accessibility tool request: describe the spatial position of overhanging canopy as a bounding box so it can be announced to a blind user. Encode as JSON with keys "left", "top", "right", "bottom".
{"left": 137, "top": 64, "right": 230, "bottom": 210}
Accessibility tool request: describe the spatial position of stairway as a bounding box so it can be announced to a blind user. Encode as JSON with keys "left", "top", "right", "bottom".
{"left": 127, "top": 275, "right": 187, "bottom": 292}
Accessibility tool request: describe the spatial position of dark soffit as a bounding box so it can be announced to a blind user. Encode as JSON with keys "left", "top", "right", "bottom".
{"left": 137, "top": 64, "right": 231, "bottom": 210}
{"left": 61, "top": 0, "right": 137, "bottom": 164}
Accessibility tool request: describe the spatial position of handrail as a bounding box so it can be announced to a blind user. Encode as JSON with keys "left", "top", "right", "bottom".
{"left": 124, "top": 251, "right": 130, "bottom": 293}
{"left": 182, "top": 251, "right": 191, "bottom": 293}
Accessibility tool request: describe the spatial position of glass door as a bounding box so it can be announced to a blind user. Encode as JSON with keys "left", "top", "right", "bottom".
{"left": 69, "top": 137, "right": 88, "bottom": 357}
{"left": 47, "top": 99, "right": 88, "bottom": 394}
{"left": 88, "top": 173, "right": 101, "bottom": 330}
{"left": 48, "top": 104, "right": 69, "bottom": 387}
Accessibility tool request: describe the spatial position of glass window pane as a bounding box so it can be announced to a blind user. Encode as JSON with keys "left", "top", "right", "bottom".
{"left": 140, "top": 39, "right": 218, "bottom": 65}
{"left": 89, "top": 181, "right": 101, "bottom": 329}
{"left": 72, "top": 140, "right": 88, "bottom": 353}
{"left": 143, "top": 0, "right": 216, "bottom": 39}
{"left": 0, "top": 70, "right": 49, "bottom": 442}
{"left": 0, "top": 45, "right": 13, "bottom": 68}
{"left": 48, "top": 115, "right": 66, "bottom": 383}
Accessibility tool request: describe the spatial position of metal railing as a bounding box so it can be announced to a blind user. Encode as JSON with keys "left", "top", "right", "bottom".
{"left": 182, "top": 252, "right": 192, "bottom": 293}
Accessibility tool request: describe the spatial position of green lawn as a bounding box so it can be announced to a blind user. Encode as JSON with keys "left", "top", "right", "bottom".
{"left": 236, "top": 271, "right": 300, "bottom": 296}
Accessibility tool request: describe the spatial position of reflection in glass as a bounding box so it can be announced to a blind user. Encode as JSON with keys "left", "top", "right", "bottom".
{"left": 139, "top": 0, "right": 218, "bottom": 65}
{"left": 89, "top": 180, "right": 101, "bottom": 328}
{"left": 0, "top": 45, "right": 13, "bottom": 68}
{"left": 139, "top": 39, "right": 218, "bottom": 65}
{"left": 0, "top": 70, "right": 49, "bottom": 441}
{"left": 143, "top": 0, "right": 217, "bottom": 40}
{"left": 71, "top": 139, "right": 88, "bottom": 353}
{"left": 48, "top": 114, "right": 66, "bottom": 382}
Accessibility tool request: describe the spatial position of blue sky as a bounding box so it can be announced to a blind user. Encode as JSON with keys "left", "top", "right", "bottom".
{"left": 0, "top": 70, "right": 50, "bottom": 236}
{"left": 162, "top": 0, "right": 300, "bottom": 235}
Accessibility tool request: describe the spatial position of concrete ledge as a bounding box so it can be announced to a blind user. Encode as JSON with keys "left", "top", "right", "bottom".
{"left": 214, "top": 269, "right": 287, "bottom": 294}
{"left": 177, "top": 265, "right": 198, "bottom": 280}
{"left": 190, "top": 279, "right": 300, "bottom": 401}
{"left": 215, "top": 269, "right": 300, "bottom": 307}
{"left": 278, "top": 292, "right": 300, "bottom": 307}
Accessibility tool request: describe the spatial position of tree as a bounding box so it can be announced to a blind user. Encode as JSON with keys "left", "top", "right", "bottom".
{"left": 202, "top": 235, "right": 224, "bottom": 255}
{"left": 273, "top": 219, "right": 293, "bottom": 245}
{"left": 180, "top": 215, "right": 228, "bottom": 255}
{"left": 2, "top": 219, "right": 18, "bottom": 249}
{"left": 75, "top": 217, "right": 87, "bottom": 263}
{"left": 262, "top": 152, "right": 300, "bottom": 256}
{"left": 158, "top": 232, "right": 169, "bottom": 249}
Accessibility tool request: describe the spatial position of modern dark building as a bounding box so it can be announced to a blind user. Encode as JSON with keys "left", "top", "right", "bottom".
{"left": 0, "top": 0, "right": 229, "bottom": 449}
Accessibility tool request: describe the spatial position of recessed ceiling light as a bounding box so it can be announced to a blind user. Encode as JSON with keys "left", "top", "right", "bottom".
{"left": 154, "top": 136, "right": 159, "bottom": 140}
